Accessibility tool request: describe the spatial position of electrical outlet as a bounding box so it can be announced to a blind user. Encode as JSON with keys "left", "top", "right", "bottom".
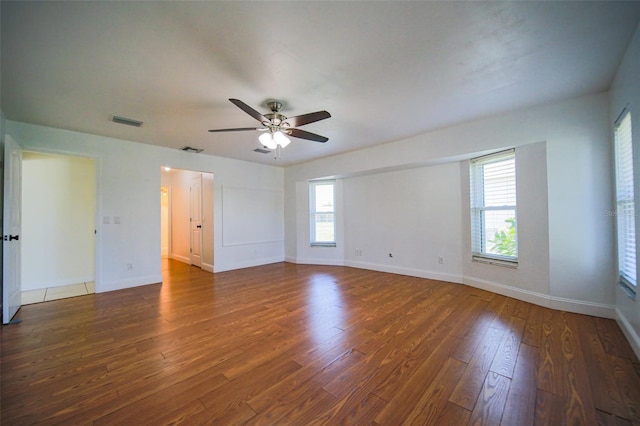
{"left": 126, "top": 263, "right": 133, "bottom": 271}
{"left": 355, "top": 248, "right": 363, "bottom": 256}
{"left": 438, "top": 256, "right": 444, "bottom": 264}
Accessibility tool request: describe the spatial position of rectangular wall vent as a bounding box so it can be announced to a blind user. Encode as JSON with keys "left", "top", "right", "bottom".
{"left": 254, "top": 148, "right": 271, "bottom": 154}
{"left": 180, "top": 146, "right": 203, "bottom": 153}
{"left": 112, "top": 115, "right": 143, "bottom": 127}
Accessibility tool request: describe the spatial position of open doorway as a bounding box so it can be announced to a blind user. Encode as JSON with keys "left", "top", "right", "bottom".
{"left": 161, "top": 167, "right": 214, "bottom": 272}
{"left": 21, "top": 152, "right": 96, "bottom": 304}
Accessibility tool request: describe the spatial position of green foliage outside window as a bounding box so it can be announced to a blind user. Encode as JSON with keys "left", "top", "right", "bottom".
{"left": 489, "top": 217, "right": 517, "bottom": 257}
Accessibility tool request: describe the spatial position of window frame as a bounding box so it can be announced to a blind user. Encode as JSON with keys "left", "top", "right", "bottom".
{"left": 614, "top": 108, "right": 636, "bottom": 297}
{"left": 309, "top": 180, "right": 336, "bottom": 247}
{"left": 470, "top": 149, "right": 518, "bottom": 266}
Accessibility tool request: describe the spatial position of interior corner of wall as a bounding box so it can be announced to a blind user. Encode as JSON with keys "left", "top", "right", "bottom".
{"left": 616, "top": 307, "right": 640, "bottom": 360}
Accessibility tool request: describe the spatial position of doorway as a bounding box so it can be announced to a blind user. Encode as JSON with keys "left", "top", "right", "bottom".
{"left": 20, "top": 152, "right": 96, "bottom": 304}
{"left": 161, "top": 167, "right": 214, "bottom": 272}
{"left": 190, "top": 174, "right": 203, "bottom": 268}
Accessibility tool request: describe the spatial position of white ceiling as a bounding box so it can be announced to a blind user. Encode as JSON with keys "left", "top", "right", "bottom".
{"left": 2, "top": 1, "right": 639, "bottom": 166}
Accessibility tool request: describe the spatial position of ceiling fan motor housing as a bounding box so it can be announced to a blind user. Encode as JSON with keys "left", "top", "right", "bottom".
{"left": 264, "top": 112, "right": 288, "bottom": 128}
{"left": 264, "top": 101, "right": 287, "bottom": 127}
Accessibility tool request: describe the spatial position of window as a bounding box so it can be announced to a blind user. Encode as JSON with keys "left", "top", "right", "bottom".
{"left": 614, "top": 110, "right": 636, "bottom": 292}
{"left": 310, "top": 180, "right": 336, "bottom": 246}
{"left": 470, "top": 150, "right": 518, "bottom": 264}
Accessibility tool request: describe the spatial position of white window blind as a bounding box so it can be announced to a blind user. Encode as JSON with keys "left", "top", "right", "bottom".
{"left": 470, "top": 150, "right": 518, "bottom": 264}
{"left": 310, "top": 180, "right": 336, "bottom": 246}
{"left": 614, "top": 110, "right": 636, "bottom": 288}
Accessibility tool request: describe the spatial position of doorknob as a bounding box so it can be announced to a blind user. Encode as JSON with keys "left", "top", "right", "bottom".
{"left": 3, "top": 235, "right": 19, "bottom": 241}
{"left": 197, "top": 225, "right": 202, "bottom": 229}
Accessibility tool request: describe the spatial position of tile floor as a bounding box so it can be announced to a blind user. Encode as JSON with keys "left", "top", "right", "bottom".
{"left": 22, "top": 282, "right": 95, "bottom": 305}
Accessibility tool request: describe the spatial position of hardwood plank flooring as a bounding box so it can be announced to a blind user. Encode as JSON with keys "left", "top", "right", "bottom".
{"left": 2, "top": 259, "right": 640, "bottom": 425}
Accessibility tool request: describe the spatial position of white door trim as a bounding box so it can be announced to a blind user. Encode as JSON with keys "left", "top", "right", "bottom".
{"left": 3, "top": 135, "right": 22, "bottom": 323}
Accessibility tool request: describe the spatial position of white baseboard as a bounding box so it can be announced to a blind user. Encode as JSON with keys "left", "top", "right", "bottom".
{"left": 548, "top": 296, "right": 615, "bottom": 319}
{"left": 290, "top": 257, "right": 463, "bottom": 284}
{"left": 345, "top": 259, "right": 464, "bottom": 284}
{"left": 170, "top": 253, "right": 190, "bottom": 264}
{"left": 616, "top": 308, "right": 640, "bottom": 360}
{"left": 463, "top": 276, "right": 616, "bottom": 319}
{"left": 288, "top": 257, "right": 344, "bottom": 267}
{"left": 170, "top": 254, "right": 214, "bottom": 272}
{"left": 98, "top": 274, "right": 163, "bottom": 293}
{"left": 214, "top": 256, "right": 284, "bottom": 273}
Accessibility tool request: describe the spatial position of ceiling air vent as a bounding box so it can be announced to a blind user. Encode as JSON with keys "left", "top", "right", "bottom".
{"left": 180, "top": 146, "right": 203, "bottom": 153}
{"left": 112, "top": 115, "right": 143, "bottom": 127}
{"left": 254, "top": 148, "right": 271, "bottom": 154}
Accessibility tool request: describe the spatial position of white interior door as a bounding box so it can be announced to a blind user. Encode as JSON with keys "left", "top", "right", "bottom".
{"left": 3, "top": 136, "right": 22, "bottom": 324}
{"left": 190, "top": 175, "right": 202, "bottom": 268}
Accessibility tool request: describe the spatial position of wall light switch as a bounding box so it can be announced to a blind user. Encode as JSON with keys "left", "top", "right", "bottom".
{"left": 103, "top": 216, "right": 110, "bottom": 224}
{"left": 114, "top": 216, "right": 121, "bottom": 225}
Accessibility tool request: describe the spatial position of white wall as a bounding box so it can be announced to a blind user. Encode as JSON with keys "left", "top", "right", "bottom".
{"left": 610, "top": 21, "right": 640, "bottom": 357}
{"left": 286, "top": 91, "right": 615, "bottom": 319}
{"left": 343, "top": 163, "right": 462, "bottom": 283}
{"left": 6, "top": 121, "right": 284, "bottom": 292}
{"left": 21, "top": 152, "right": 95, "bottom": 290}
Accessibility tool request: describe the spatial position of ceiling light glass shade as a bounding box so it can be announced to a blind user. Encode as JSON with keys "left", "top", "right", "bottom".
{"left": 259, "top": 132, "right": 277, "bottom": 149}
{"left": 274, "top": 131, "right": 290, "bottom": 148}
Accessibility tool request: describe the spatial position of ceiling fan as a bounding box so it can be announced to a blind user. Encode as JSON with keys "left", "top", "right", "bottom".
{"left": 208, "top": 99, "right": 331, "bottom": 151}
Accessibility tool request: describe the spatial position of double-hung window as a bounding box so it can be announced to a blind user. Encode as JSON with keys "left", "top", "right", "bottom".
{"left": 614, "top": 110, "right": 636, "bottom": 293}
{"left": 470, "top": 150, "right": 518, "bottom": 264}
{"left": 310, "top": 180, "right": 336, "bottom": 246}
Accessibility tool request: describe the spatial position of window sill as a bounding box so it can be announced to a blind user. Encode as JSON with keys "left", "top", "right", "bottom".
{"left": 618, "top": 281, "right": 637, "bottom": 300}
{"left": 472, "top": 255, "right": 518, "bottom": 269}
{"left": 310, "top": 243, "right": 336, "bottom": 248}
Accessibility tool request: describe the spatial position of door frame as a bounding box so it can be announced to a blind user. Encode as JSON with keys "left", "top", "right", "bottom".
{"left": 162, "top": 168, "right": 214, "bottom": 272}
{"left": 190, "top": 174, "right": 203, "bottom": 268}
{"left": 3, "top": 135, "right": 22, "bottom": 323}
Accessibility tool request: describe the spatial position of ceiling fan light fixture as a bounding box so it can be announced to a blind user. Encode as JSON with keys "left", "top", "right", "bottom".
{"left": 274, "top": 131, "right": 290, "bottom": 148}
{"left": 259, "top": 132, "right": 277, "bottom": 149}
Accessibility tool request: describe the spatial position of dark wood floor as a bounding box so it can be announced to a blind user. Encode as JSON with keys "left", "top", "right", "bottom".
{"left": 2, "top": 260, "right": 639, "bottom": 425}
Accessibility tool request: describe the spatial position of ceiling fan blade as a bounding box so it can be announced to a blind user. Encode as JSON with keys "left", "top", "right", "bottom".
{"left": 288, "top": 128, "right": 329, "bottom": 143}
{"left": 286, "top": 110, "right": 331, "bottom": 128}
{"left": 229, "top": 99, "right": 269, "bottom": 123}
{"left": 208, "top": 127, "right": 262, "bottom": 133}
